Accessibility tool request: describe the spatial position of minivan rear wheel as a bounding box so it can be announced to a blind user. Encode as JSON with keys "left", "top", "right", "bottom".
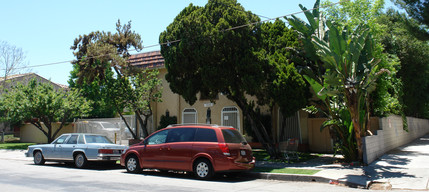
{"left": 193, "top": 159, "right": 214, "bottom": 180}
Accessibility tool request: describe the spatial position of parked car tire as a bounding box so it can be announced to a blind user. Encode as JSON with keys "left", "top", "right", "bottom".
{"left": 33, "top": 151, "right": 45, "bottom": 165}
{"left": 125, "top": 155, "right": 142, "bottom": 174}
{"left": 193, "top": 158, "right": 214, "bottom": 180}
{"left": 74, "top": 153, "right": 88, "bottom": 168}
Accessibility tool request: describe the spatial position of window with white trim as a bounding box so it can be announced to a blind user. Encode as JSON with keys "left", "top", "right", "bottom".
{"left": 221, "top": 107, "right": 240, "bottom": 131}
{"left": 182, "top": 108, "right": 197, "bottom": 124}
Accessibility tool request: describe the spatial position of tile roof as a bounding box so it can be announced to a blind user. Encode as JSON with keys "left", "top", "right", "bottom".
{"left": 0, "top": 73, "right": 29, "bottom": 81}
{"left": 0, "top": 72, "right": 68, "bottom": 89}
{"left": 128, "top": 50, "right": 165, "bottom": 69}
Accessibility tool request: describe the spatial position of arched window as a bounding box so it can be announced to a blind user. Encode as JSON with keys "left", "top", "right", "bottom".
{"left": 221, "top": 107, "right": 240, "bottom": 131}
{"left": 182, "top": 108, "right": 197, "bottom": 124}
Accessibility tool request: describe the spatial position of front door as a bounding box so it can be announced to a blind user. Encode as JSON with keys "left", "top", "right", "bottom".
{"left": 45, "top": 135, "right": 70, "bottom": 159}
{"left": 140, "top": 129, "right": 169, "bottom": 169}
{"left": 61, "top": 135, "right": 79, "bottom": 160}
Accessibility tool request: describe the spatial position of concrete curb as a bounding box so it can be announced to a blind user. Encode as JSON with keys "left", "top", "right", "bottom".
{"left": 247, "top": 172, "right": 368, "bottom": 189}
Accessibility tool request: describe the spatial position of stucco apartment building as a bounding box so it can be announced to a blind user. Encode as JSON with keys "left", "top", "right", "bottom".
{"left": 7, "top": 54, "right": 335, "bottom": 152}
{"left": 129, "top": 51, "right": 334, "bottom": 153}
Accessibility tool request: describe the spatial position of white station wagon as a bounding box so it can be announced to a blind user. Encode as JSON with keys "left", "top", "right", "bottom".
{"left": 26, "top": 133, "right": 127, "bottom": 168}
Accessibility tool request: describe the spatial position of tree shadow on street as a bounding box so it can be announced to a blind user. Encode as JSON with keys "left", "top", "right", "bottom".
{"left": 122, "top": 169, "right": 257, "bottom": 183}
{"left": 30, "top": 162, "right": 124, "bottom": 171}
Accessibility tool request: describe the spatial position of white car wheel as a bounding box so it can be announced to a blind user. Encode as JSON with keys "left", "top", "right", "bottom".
{"left": 33, "top": 151, "right": 45, "bottom": 165}
{"left": 74, "top": 153, "right": 87, "bottom": 168}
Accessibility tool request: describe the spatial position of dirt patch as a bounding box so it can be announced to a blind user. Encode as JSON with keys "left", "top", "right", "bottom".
{"left": 368, "top": 181, "right": 392, "bottom": 190}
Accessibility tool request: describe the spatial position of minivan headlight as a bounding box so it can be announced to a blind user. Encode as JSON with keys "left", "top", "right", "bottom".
{"left": 122, "top": 147, "right": 129, "bottom": 154}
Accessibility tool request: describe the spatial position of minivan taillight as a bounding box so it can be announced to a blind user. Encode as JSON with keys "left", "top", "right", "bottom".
{"left": 218, "top": 143, "right": 230, "bottom": 156}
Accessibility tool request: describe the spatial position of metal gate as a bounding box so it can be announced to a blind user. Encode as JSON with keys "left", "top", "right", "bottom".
{"left": 222, "top": 107, "right": 240, "bottom": 131}
{"left": 278, "top": 111, "right": 301, "bottom": 143}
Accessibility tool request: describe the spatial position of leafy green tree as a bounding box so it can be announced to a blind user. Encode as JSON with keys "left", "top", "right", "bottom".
{"left": 71, "top": 20, "right": 163, "bottom": 139}
{"left": 0, "top": 79, "right": 91, "bottom": 143}
{"left": 259, "top": 19, "right": 311, "bottom": 143}
{"left": 128, "top": 69, "right": 163, "bottom": 137}
{"left": 160, "top": 0, "right": 281, "bottom": 156}
{"left": 68, "top": 63, "right": 117, "bottom": 118}
{"left": 393, "top": 0, "right": 429, "bottom": 40}
{"left": 160, "top": 0, "right": 310, "bottom": 158}
{"left": 323, "top": 0, "right": 402, "bottom": 118}
{"left": 323, "top": 0, "right": 385, "bottom": 28}
{"left": 376, "top": 10, "right": 429, "bottom": 118}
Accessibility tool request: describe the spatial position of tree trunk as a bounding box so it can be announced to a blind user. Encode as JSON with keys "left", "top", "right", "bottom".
{"left": 233, "top": 96, "right": 279, "bottom": 159}
{"left": 118, "top": 111, "right": 138, "bottom": 139}
{"left": 51, "top": 113, "right": 69, "bottom": 142}
{"left": 347, "top": 91, "right": 363, "bottom": 162}
{"left": 135, "top": 110, "right": 149, "bottom": 138}
{"left": 45, "top": 122, "right": 53, "bottom": 143}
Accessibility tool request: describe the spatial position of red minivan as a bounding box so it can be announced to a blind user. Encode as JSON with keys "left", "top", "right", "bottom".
{"left": 120, "top": 124, "right": 255, "bottom": 179}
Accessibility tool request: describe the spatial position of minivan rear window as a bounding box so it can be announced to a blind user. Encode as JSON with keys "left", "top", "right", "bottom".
{"left": 222, "top": 129, "right": 246, "bottom": 143}
{"left": 194, "top": 128, "right": 217, "bottom": 142}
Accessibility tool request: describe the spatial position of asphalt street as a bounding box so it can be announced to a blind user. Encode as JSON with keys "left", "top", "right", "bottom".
{"left": 0, "top": 149, "right": 366, "bottom": 192}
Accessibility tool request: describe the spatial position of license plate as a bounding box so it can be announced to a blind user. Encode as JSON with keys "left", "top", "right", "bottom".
{"left": 240, "top": 150, "right": 246, "bottom": 156}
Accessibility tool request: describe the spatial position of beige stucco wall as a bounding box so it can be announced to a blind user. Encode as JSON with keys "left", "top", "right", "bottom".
{"left": 20, "top": 123, "right": 74, "bottom": 143}
{"left": 153, "top": 68, "right": 181, "bottom": 131}
{"left": 178, "top": 94, "right": 243, "bottom": 132}
{"left": 154, "top": 68, "right": 271, "bottom": 135}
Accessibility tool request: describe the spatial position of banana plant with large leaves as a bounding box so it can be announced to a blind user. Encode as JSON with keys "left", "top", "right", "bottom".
{"left": 288, "top": 0, "right": 385, "bottom": 162}
{"left": 312, "top": 21, "right": 382, "bottom": 161}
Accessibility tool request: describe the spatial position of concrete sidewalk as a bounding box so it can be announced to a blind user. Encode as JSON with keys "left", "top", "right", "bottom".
{"left": 252, "top": 134, "right": 429, "bottom": 190}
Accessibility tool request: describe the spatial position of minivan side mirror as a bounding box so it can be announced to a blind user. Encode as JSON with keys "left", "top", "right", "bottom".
{"left": 142, "top": 139, "right": 148, "bottom": 145}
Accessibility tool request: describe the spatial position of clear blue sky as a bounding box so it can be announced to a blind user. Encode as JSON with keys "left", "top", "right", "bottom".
{"left": 0, "top": 0, "right": 396, "bottom": 85}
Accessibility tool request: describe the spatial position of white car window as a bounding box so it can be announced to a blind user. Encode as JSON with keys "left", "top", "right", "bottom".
{"left": 53, "top": 135, "right": 69, "bottom": 144}
{"left": 66, "top": 135, "right": 78, "bottom": 144}
{"left": 85, "top": 135, "right": 113, "bottom": 144}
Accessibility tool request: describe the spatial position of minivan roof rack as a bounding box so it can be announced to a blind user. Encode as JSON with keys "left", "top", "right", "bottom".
{"left": 167, "top": 123, "right": 219, "bottom": 127}
{"left": 166, "top": 124, "right": 235, "bottom": 128}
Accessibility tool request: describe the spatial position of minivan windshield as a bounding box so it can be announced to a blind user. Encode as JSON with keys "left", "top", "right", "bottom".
{"left": 222, "top": 129, "right": 246, "bottom": 143}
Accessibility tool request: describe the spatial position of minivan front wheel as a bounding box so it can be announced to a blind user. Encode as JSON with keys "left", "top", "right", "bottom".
{"left": 193, "top": 159, "right": 214, "bottom": 179}
{"left": 126, "top": 155, "right": 142, "bottom": 174}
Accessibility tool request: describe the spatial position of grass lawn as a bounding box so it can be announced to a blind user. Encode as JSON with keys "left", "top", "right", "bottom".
{"left": 251, "top": 149, "right": 323, "bottom": 175}
{"left": 253, "top": 167, "right": 320, "bottom": 175}
{"left": 0, "top": 134, "right": 34, "bottom": 150}
{"left": 0, "top": 143, "right": 35, "bottom": 150}
{"left": 252, "top": 149, "right": 322, "bottom": 163}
